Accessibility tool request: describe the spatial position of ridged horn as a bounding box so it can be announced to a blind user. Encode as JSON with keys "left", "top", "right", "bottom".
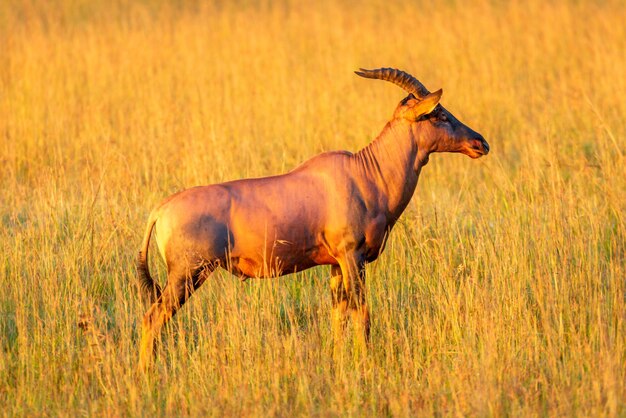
{"left": 354, "top": 67, "right": 430, "bottom": 99}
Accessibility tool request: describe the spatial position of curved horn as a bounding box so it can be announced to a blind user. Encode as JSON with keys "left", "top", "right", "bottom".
{"left": 354, "top": 67, "right": 430, "bottom": 98}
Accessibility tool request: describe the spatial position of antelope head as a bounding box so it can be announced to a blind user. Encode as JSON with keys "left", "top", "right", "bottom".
{"left": 355, "top": 68, "right": 490, "bottom": 160}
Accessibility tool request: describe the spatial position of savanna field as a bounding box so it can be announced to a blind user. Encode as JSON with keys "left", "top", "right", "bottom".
{"left": 1, "top": 0, "right": 625, "bottom": 415}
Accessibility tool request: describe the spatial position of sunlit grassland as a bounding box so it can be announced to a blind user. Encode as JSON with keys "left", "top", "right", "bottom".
{"left": 0, "top": 0, "right": 624, "bottom": 415}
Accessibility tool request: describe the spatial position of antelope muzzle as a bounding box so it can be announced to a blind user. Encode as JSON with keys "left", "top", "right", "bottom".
{"left": 466, "top": 134, "right": 490, "bottom": 159}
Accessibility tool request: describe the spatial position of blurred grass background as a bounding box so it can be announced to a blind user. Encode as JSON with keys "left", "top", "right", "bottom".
{"left": 0, "top": 0, "right": 624, "bottom": 415}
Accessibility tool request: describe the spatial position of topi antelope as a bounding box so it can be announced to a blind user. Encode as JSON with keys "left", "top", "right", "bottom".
{"left": 137, "top": 68, "right": 489, "bottom": 368}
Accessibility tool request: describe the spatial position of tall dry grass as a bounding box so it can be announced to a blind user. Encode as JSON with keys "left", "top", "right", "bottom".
{"left": 0, "top": 0, "right": 624, "bottom": 415}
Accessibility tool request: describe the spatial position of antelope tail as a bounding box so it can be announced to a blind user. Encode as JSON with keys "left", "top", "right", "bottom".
{"left": 137, "top": 210, "right": 162, "bottom": 304}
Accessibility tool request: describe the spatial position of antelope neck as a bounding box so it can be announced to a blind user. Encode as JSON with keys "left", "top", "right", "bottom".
{"left": 352, "top": 121, "right": 425, "bottom": 220}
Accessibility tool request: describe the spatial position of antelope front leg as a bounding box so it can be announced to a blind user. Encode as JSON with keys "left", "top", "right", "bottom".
{"left": 338, "top": 255, "right": 371, "bottom": 351}
{"left": 330, "top": 264, "right": 348, "bottom": 353}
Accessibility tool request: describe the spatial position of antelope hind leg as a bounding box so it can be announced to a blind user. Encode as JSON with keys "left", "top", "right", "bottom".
{"left": 139, "top": 264, "right": 213, "bottom": 371}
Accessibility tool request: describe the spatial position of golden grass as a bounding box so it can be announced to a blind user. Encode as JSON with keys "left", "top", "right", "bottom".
{"left": 1, "top": 0, "right": 624, "bottom": 415}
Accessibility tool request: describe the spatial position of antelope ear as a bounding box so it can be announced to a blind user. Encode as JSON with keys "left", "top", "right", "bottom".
{"left": 408, "top": 89, "right": 443, "bottom": 119}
